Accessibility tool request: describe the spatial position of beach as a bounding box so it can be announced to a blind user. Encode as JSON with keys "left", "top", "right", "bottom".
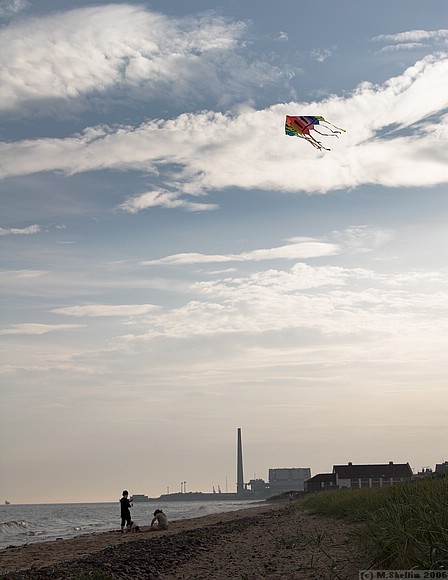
{"left": 0, "top": 502, "right": 368, "bottom": 579}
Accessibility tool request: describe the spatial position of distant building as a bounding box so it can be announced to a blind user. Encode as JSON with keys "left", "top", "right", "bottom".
{"left": 268, "top": 467, "right": 311, "bottom": 494}
{"left": 414, "top": 461, "right": 448, "bottom": 480}
{"left": 414, "top": 467, "right": 434, "bottom": 479}
{"left": 304, "top": 473, "right": 337, "bottom": 493}
{"left": 247, "top": 478, "right": 270, "bottom": 494}
{"left": 304, "top": 461, "right": 413, "bottom": 492}
{"left": 333, "top": 462, "right": 413, "bottom": 489}
{"left": 435, "top": 461, "right": 448, "bottom": 476}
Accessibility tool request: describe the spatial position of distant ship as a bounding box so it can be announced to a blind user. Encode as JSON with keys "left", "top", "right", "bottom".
{"left": 4, "top": 500, "right": 10, "bottom": 505}
{"left": 132, "top": 494, "right": 151, "bottom": 502}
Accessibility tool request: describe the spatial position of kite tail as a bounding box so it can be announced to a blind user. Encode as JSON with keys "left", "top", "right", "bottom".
{"left": 322, "top": 120, "right": 346, "bottom": 133}
{"left": 306, "top": 134, "right": 330, "bottom": 151}
{"left": 313, "top": 128, "right": 340, "bottom": 138}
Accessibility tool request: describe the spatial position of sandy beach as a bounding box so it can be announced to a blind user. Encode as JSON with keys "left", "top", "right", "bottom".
{"left": 0, "top": 502, "right": 368, "bottom": 579}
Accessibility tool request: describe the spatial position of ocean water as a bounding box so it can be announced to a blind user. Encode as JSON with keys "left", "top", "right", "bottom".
{"left": 0, "top": 500, "right": 259, "bottom": 550}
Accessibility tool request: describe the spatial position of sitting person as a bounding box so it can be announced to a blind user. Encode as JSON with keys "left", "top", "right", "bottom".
{"left": 150, "top": 509, "right": 168, "bottom": 530}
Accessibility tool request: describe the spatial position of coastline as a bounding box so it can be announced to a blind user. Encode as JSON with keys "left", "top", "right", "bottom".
{"left": 0, "top": 502, "right": 367, "bottom": 579}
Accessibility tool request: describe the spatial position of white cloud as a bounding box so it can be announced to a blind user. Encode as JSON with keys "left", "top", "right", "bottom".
{"left": 119, "top": 189, "right": 218, "bottom": 213}
{"left": 0, "top": 323, "right": 85, "bottom": 335}
{"left": 0, "top": 269, "right": 47, "bottom": 279}
{"left": 141, "top": 239, "right": 339, "bottom": 265}
{"left": 0, "top": 224, "right": 40, "bottom": 235}
{"left": 373, "top": 29, "right": 448, "bottom": 44}
{"left": 309, "top": 48, "right": 333, "bottom": 62}
{"left": 1, "top": 54, "right": 447, "bottom": 197}
{"left": 0, "top": 4, "right": 285, "bottom": 114}
{"left": 373, "top": 29, "right": 448, "bottom": 53}
{"left": 380, "top": 43, "right": 427, "bottom": 52}
{"left": 331, "top": 226, "right": 394, "bottom": 254}
{"left": 115, "top": 261, "right": 448, "bottom": 343}
{"left": 51, "top": 304, "right": 160, "bottom": 317}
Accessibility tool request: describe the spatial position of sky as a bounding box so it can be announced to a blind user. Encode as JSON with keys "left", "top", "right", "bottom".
{"left": 1, "top": 0, "right": 447, "bottom": 504}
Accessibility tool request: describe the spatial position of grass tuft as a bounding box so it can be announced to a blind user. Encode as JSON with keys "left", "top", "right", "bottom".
{"left": 298, "top": 477, "right": 448, "bottom": 570}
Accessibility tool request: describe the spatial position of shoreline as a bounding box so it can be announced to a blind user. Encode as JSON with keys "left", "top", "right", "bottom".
{"left": 0, "top": 502, "right": 368, "bottom": 579}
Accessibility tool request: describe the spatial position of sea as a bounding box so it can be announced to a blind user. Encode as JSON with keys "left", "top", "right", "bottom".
{"left": 0, "top": 499, "right": 260, "bottom": 550}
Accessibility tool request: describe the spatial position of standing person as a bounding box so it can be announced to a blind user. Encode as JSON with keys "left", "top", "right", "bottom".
{"left": 120, "top": 490, "right": 133, "bottom": 533}
{"left": 150, "top": 509, "right": 168, "bottom": 530}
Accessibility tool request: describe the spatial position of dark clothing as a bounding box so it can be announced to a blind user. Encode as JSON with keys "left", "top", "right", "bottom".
{"left": 120, "top": 497, "right": 132, "bottom": 527}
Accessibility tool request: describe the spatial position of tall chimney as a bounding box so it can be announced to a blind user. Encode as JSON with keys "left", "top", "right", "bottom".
{"left": 237, "top": 428, "right": 244, "bottom": 495}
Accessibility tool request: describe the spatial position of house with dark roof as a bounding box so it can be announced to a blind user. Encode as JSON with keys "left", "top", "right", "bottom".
{"left": 333, "top": 461, "right": 413, "bottom": 489}
{"left": 304, "top": 461, "right": 413, "bottom": 492}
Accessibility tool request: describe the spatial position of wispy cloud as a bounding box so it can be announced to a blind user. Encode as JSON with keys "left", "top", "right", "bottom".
{"left": 331, "top": 226, "right": 394, "bottom": 254}
{"left": 0, "top": 0, "right": 28, "bottom": 17}
{"left": 380, "top": 43, "right": 427, "bottom": 52}
{"left": 373, "top": 29, "right": 448, "bottom": 52}
{"left": 115, "top": 261, "right": 448, "bottom": 343}
{"left": 0, "top": 323, "right": 85, "bottom": 335}
{"left": 51, "top": 304, "right": 160, "bottom": 317}
{"left": 119, "top": 189, "right": 218, "bottom": 213}
{"left": 309, "top": 48, "right": 333, "bottom": 62}
{"left": 0, "top": 269, "right": 48, "bottom": 279}
{"left": 0, "top": 224, "right": 40, "bottom": 235}
{"left": 373, "top": 29, "right": 448, "bottom": 44}
{"left": 141, "top": 238, "right": 340, "bottom": 265}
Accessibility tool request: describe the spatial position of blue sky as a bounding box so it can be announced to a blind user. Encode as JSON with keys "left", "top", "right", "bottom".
{"left": 1, "top": 0, "right": 447, "bottom": 503}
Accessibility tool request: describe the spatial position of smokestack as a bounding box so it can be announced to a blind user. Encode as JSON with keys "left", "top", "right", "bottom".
{"left": 237, "top": 428, "right": 244, "bottom": 495}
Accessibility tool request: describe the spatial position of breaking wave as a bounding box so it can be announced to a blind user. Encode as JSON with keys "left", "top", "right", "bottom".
{"left": 0, "top": 520, "right": 29, "bottom": 534}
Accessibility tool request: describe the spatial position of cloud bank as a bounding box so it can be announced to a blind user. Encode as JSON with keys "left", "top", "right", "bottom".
{"left": 0, "top": 55, "right": 447, "bottom": 200}
{"left": 1, "top": 5, "right": 447, "bottom": 206}
{"left": 0, "top": 4, "right": 283, "bottom": 114}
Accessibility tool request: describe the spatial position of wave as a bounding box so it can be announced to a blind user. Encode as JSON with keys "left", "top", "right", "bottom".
{"left": 0, "top": 520, "right": 47, "bottom": 541}
{"left": 0, "top": 500, "right": 260, "bottom": 549}
{"left": 0, "top": 520, "right": 29, "bottom": 534}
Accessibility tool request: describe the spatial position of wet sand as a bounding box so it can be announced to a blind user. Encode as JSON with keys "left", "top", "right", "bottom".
{"left": 0, "top": 502, "right": 368, "bottom": 579}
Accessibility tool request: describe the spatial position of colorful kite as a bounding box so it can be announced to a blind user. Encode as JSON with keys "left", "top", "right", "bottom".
{"left": 285, "top": 115, "right": 345, "bottom": 151}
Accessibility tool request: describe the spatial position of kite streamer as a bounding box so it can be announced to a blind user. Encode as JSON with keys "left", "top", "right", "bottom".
{"left": 285, "top": 115, "right": 346, "bottom": 150}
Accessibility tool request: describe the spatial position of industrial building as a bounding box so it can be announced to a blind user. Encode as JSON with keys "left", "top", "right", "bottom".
{"left": 237, "top": 428, "right": 311, "bottom": 497}
{"left": 268, "top": 467, "right": 311, "bottom": 494}
{"left": 135, "top": 428, "right": 312, "bottom": 501}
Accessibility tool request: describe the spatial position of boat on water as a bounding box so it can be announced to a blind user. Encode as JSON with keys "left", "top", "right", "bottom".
{"left": 4, "top": 500, "right": 10, "bottom": 505}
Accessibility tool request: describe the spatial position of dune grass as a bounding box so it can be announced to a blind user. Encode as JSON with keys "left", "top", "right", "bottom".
{"left": 298, "top": 477, "right": 448, "bottom": 570}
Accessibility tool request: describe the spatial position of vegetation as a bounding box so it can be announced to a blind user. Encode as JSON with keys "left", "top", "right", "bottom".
{"left": 267, "top": 490, "right": 305, "bottom": 502}
{"left": 298, "top": 477, "right": 448, "bottom": 570}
